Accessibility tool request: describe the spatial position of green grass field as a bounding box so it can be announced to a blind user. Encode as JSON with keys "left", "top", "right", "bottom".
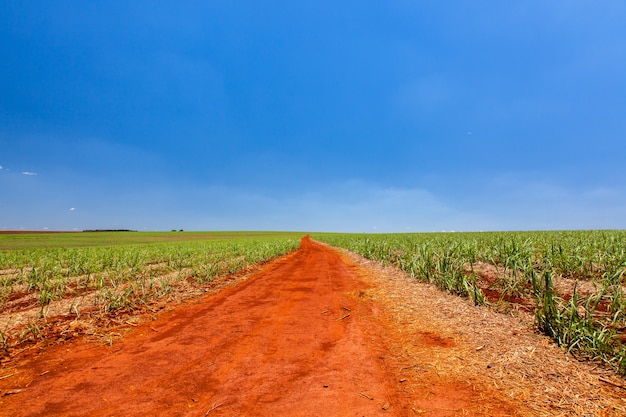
{"left": 3, "top": 229, "right": 626, "bottom": 376}
{"left": 313, "top": 230, "right": 626, "bottom": 375}
{"left": 0, "top": 230, "right": 305, "bottom": 250}
{"left": 0, "top": 231, "right": 303, "bottom": 353}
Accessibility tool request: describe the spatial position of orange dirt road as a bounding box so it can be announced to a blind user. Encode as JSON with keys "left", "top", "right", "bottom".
{"left": 0, "top": 237, "right": 517, "bottom": 416}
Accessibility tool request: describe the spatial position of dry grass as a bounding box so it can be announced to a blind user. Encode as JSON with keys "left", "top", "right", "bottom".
{"left": 341, "top": 249, "right": 626, "bottom": 416}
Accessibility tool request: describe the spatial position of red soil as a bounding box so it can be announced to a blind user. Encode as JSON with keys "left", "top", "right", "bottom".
{"left": 0, "top": 237, "right": 516, "bottom": 416}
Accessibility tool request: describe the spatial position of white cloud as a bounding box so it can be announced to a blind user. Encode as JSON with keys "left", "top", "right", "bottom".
{"left": 175, "top": 177, "right": 626, "bottom": 232}
{"left": 5, "top": 174, "right": 622, "bottom": 232}
{"left": 22, "top": 171, "right": 37, "bottom": 176}
{"left": 473, "top": 174, "right": 626, "bottom": 230}
{"left": 175, "top": 180, "right": 490, "bottom": 233}
{"left": 0, "top": 165, "right": 3, "bottom": 170}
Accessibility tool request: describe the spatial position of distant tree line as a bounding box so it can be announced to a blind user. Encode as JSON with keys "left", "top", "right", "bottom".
{"left": 83, "top": 229, "right": 137, "bottom": 232}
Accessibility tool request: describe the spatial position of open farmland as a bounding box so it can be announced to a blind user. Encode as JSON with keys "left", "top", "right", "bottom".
{"left": 1, "top": 232, "right": 626, "bottom": 416}
{"left": 313, "top": 230, "right": 626, "bottom": 376}
{"left": 0, "top": 231, "right": 301, "bottom": 356}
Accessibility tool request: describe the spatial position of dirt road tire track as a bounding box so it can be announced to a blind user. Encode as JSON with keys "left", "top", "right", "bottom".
{"left": 0, "top": 237, "right": 548, "bottom": 416}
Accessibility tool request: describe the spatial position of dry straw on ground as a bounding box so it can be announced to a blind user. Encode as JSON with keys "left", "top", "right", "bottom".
{"left": 341, "top": 249, "right": 626, "bottom": 417}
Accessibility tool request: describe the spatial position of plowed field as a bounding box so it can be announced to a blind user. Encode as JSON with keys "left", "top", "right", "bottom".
{"left": 1, "top": 237, "right": 624, "bottom": 416}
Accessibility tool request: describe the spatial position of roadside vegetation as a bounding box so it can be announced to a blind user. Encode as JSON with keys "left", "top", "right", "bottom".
{"left": 4, "top": 229, "right": 626, "bottom": 378}
{"left": 313, "top": 231, "right": 626, "bottom": 376}
{"left": 0, "top": 231, "right": 300, "bottom": 356}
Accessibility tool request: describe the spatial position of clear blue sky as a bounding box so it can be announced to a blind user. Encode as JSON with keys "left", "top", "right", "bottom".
{"left": 1, "top": 1, "right": 625, "bottom": 232}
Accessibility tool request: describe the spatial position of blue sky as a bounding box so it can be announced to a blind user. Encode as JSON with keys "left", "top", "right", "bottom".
{"left": 1, "top": 1, "right": 625, "bottom": 232}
